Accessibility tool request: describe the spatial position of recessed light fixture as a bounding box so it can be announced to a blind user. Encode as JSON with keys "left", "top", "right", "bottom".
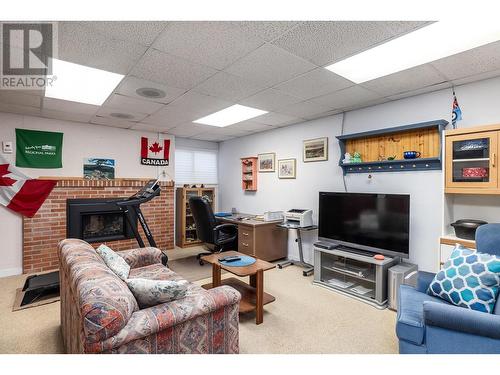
{"left": 325, "top": 21, "right": 500, "bottom": 83}
{"left": 136, "top": 87, "right": 167, "bottom": 99}
{"left": 193, "top": 104, "right": 268, "bottom": 127}
{"left": 45, "top": 58, "right": 124, "bottom": 106}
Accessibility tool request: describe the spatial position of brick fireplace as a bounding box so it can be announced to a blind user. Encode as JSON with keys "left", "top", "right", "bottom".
{"left": 22, "top": 178, "right": 174, "bottom": 274}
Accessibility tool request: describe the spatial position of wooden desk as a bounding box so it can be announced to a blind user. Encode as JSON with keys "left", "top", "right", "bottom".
{"left": 218, "top": 215, "right": 287, "bottom": 262}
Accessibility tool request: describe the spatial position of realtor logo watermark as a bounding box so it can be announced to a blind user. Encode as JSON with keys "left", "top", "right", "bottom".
{"left": 1, "top": 22, "right": 57, "bottom": 89}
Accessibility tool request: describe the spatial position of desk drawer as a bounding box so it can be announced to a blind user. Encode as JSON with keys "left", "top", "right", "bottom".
{"left": 238, "top": 226, "right": 254, "bottom": 255}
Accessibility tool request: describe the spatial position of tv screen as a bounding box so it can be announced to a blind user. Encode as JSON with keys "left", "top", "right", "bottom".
{"left": 318, "top": 192, "right": 410, "bottom": 257}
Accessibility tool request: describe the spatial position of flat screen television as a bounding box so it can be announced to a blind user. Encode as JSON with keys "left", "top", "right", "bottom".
{"left": 318, "top": 192, "right": 410, "bottom": 258}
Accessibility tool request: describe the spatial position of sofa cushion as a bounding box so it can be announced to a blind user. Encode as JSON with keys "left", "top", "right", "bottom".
{"left": 396, "top": 285, "right": 446, "bottom": 345}
{"left": 126, "top": 278, "right": 189, "bottom": 308}
{"left": 428, "top": 244, "right": 500, "bottom": 313}
{"left": 96, "top": 244, "right": 130, "bottom": 281}
{"left": 58, "top": 239, "right": 139, "bottom": 343}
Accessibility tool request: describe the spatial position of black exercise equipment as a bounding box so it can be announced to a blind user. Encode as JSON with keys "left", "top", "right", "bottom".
{"left": 188, "top": 195, "right": 237, "bottom": 265}
{"left": 21, "top": 270, "right": 60, "bottom": 306}
{"left": 114, "top": 179, "right": 168, "bottom": 266}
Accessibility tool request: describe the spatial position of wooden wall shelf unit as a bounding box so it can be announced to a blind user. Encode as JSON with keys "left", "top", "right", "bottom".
{"left": 337, "top": 120, "right": 448, "bottom": 174}
{"left": 445, "top": 123, "right": 500, "bottom": 195}
{"left": 241, "top": 157, "right": 258, "bottom": 191}
{"left": 175, "top": 187, "right": 216, "bottom": 248}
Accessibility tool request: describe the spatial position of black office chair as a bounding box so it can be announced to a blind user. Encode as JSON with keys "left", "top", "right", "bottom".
{"left": 188, "top": 196, "right": 238, "bottom": 265}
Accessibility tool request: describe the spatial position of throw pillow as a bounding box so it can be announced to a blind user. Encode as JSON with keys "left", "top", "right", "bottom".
{"left": 126, "top": 278, "right": 189, "bottom": 308}
{"left": 95, "top": 244, "right": 130, "bottom": 281}
{"left": 428, "top": 244, "right": 500, "bottom": 313}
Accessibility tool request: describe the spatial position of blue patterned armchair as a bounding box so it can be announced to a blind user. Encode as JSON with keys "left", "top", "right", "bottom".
{"left": 396, "top": 223, "right": 500, "bottom": 354}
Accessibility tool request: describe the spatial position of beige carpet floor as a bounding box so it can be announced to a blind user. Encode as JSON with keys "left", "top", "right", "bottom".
{"left": 0, "top": 257, "right": 398, "bottom": 354}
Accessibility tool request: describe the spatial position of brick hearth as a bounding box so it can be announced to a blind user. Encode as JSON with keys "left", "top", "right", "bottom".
{"left": 22, "top": 178, "right": 174, "bottom": 274}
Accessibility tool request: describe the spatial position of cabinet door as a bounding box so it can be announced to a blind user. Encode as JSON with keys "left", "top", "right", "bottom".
{"left": 446, "top": 131, "right": 498, "bottom": 189}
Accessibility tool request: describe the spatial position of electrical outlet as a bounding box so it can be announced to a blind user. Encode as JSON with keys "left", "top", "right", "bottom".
{"left": 2, "top": 141, "right": 13, "bottom": 154}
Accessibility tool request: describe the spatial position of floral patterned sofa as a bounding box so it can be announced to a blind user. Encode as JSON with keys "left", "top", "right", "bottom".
{"left": 58, "top": 239, "right": 241, "bottom": 354}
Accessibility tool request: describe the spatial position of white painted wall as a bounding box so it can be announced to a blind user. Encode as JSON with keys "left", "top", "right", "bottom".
{"left": 0, "top": 112, "right": 179, "bottom": 277}
{"left": 218, "top": 76, "right": 500, "bottom": 273}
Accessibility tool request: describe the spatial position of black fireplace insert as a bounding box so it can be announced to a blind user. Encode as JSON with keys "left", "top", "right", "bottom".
{"left": 67, "top": 198, "right": 137, "bottom": 243}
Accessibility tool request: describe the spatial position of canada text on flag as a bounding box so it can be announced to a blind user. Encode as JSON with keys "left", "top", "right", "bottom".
{"left": 140, "top": 137, "right": 171, "bottom": 166}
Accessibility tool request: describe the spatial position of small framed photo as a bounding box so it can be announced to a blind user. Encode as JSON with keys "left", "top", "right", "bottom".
{"left": 303, "top": 137, "right": 328, "bottom": 162}
{"left": 278, "top": 158, "right": 296, "bottom": 179}
{"left": 258, "top": 152, "right": 275, "bottom": 172}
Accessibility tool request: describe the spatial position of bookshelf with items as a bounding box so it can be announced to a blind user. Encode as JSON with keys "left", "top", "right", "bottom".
{"left": 241, "top": 157, "right": 258, "bottom": 191}
{"left": 175, "top": 186, "right": 216, "bottom": 248}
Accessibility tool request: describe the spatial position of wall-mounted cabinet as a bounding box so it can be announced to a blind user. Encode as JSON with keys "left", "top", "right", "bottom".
{"left": 337, "top": 120, "right": 448, "bottom": 174}
{"left": 445, "top": 124, "right": 500, "bottom": 194}
{"left": 241, "top": 157, "right": 257, "bottom": 191}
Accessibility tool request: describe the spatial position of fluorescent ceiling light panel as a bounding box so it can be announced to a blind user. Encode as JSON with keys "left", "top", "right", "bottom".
{"left": 193, "top": 104, "right": 268, "bottom": 127}
{"left": 325, "top": 21, "right": 500, "bottom": 83}
{"left": 45, "top": 59, "right": 124, "bottom": 105}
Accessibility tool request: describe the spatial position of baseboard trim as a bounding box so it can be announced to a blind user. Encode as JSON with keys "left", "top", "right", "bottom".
{"left": 0, "top": 267, "right": 22, "bottom": 278}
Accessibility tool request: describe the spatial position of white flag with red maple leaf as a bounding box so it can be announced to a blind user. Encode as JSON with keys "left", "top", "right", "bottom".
{"left": 140, "top": 137, "right": 171, "bottom": 166}
{"left": 0, "top": 155, "right": 57, "bottom": 217}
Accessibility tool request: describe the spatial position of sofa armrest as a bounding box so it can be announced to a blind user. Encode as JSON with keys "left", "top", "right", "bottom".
{"left": 417, "top": 271, "right": 435, "bottom": 293}
{"left": 117, "top": 247, "right": 166, "bottom": 268}
{"left": 86, "top": 285, "right": 241, "bottom": 353}
{"left": 424, "top": 301, "right": 500, "bottom": 340}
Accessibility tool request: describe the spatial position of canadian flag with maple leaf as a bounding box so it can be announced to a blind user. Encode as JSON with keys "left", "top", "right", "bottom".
{"left": 0, "top": 155, "right": 57, "bottom": 217}
{"left": 140, "top": 137, "right": 171, "bottom": 166}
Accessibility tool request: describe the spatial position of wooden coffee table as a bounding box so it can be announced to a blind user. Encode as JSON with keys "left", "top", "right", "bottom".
{"left": 201, "top": 251, "right": 275, "bottom": 325}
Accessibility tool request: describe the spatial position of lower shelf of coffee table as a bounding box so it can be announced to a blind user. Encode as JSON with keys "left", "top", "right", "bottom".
{"left": 202, "top": 277, "right": 275, "bottom": 313}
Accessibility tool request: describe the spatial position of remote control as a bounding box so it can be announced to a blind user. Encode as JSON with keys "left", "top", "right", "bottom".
{"left": 219, "top": 256, "right": 241, "bottom": 263}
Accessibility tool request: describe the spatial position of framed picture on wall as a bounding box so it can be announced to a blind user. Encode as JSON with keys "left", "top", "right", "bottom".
{"left": 258, "top": 152, "right": 275, "bottom": 172}
{"left": 303, "top": 137, "right": 328, "bottom": 162}
{"left": 278, "top": 158, "right": 296, "bottom": 179}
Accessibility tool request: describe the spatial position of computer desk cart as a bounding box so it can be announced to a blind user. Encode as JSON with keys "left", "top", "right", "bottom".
{"left": 277, "top": 224, "right": 318, "bottom": 276}
{"left": 313, "top": 246, "right": 398, "bottom": 308}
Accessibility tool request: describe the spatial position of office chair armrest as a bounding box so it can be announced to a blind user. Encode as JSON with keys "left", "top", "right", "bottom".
{"left": 214, "top": 223, "right": 238, "bottom": 244}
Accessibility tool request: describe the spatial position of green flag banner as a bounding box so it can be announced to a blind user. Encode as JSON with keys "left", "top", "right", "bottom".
{"left": 16, "top": 129, "right": 63, "bottom": 168}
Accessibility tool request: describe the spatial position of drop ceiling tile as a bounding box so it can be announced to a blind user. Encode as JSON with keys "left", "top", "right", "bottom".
{"left": 451, "top": 69, "right": 500, "bottom": 87}
{"left": 225, "top": 44, "right": 317, "bottom": 87}
{"left": 0, "top": 102, "right": 42, "bottom": 117}
{"left": 387, "top": 81, "right": 453, "bottom": 101}
{"left": 131, "top": 49, "right": 217, "bottom": 90}
{"left": 43, "top": 97, "right": 99, "bottom": 114}
{"left": 361, "top": 64, "right": 447, "bottom": 97}
{"left": 0, "top": 91, "right": 42, "bottom": 108}
{"left": 271, "top": 21, "right": 429, "bottom": 66}
{"left": 90, "top": 115, "right": 135, "bottom": 129}
{"left": 252, "top": 111, "right": 302, "bottom": 126}
{"left": 192, "top": 71, "right": 265, "bottom": 101}
{"left": 153, "top": 22, "right": 264, "bottom": 70}
{"left": 129, "top": 123, "right": 172, "bottom": 133}
{"left": 310, "top": 86, "right": 382, "bottom": 110}
{"left": 83, "top": 21, "right": 168, "bottom": 46}
{"left": 143, "top": 91, "right": 231, "bottom": 127}
{"left": 40, "top": 109, "right": 94, "bottom": 123}
{"left": 191, "top": 133, "right": 235, "bottom": 142}
{"left": 275, "top": 100, "right": 331, "bottom": 118}
{"left": 103, "top": 94, "right": 164, "bottom": 115}
{"left": 168, "top": 123, "right": 214, "bottom": 137}
{"left": 240, "top": 88, "right": 303, "bottom": 111}
{"left": 431, "top": 41, "right": 500, "bottom": 81}
{"left": 275, "top": 68, "right": 354, "bottom": 99}
{"left": 225, "top": 120, "right": 274, "bottom": 133}
{"left": 58, "top": 22, "right": 147, "bottom": 74}
{"left": 115, "top": 76, "right": 185, "bottom": 104}
{"left": 235, "top": 21, "right": 301, "bottom": 42}
{"left": 302, "top": 109, "right": 343, "bottom": 121}
{"left": 96, "top": 106, "right": 148, "bottom": 122}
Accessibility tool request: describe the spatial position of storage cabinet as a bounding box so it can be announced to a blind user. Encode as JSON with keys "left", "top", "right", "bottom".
{"left": 241, "top": 157, "right": 257, "bottom": 191}
{"left": 175, "top": 187, "right": 215, "bottom": 247}
{"left": 445, "top": 124, "right": 500, "bottom": 194}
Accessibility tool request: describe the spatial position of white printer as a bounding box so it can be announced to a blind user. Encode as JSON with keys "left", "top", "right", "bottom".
{"left": 284, "top": 209, "right": 313, "bottom": 227}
